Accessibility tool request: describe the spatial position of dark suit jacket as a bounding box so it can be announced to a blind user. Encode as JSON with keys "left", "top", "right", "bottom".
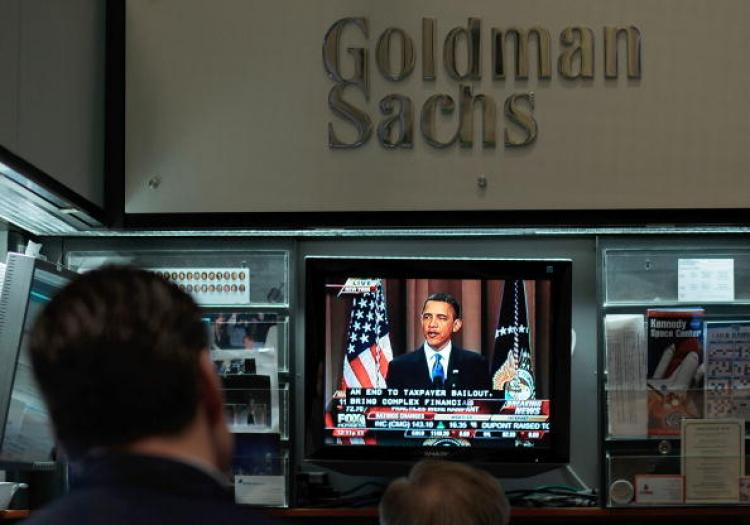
{"left": 386, "top": 346, "right": 491, "bottom": 390}
{"left": 24, "top": 454, "right": 281, "bottom": 525}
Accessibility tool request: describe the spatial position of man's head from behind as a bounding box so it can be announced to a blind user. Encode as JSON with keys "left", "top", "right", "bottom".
{"left": 421, "top": 293, "right": 462, "bottom": 350}
{"left": 380, "top": 460, "right": 510, "bottom": 525}
{"left": 29, "top": 266, "right": 230, "bottom": 467}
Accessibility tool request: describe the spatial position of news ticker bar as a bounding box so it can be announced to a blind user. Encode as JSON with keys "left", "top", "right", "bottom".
{"left": 334, "top": 418, "right": 548, "bottom": 430}
{"left": 331, "top": 428, "right": 546, "bottom": 440}
{"left": 363, "top": 412, "right": 548, "bottom": 422}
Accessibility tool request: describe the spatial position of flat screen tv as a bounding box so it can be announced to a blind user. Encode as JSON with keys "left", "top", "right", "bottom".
{"left": 304, "top": 257, "right": 572, "bottom": 476}
{"left": 0, "top": 253, "right": 77, "bottom": 468}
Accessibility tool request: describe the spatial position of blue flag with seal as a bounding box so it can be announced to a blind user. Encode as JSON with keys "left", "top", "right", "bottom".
{"left": 491, "top": 280, "right": 536, "bottom": 400}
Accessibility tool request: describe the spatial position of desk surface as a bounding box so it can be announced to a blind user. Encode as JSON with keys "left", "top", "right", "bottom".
{"left": 266, "top": 506, "right": 750, "bottom": 523}
{"left": 4, "top": 506, "right": 749, "bottom": 522}
{"left": 0, "top": 511, "right": 29, "bottom": 521}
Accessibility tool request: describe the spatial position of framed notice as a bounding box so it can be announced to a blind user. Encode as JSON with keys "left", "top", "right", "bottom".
{"left": 681, "top": 419, "right": 745, "bottom": 503}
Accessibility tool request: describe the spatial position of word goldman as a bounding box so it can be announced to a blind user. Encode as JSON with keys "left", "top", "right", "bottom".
{"left": 323, "top": 18, "right": 641, "bottom": 150}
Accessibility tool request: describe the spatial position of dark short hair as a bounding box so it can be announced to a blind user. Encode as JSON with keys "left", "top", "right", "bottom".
{"left": 379, "top": 460, "right": 509, "bottom": 525}
{"left": 29, "top": 266, "right": 208, "bottom": 457}
{"left": 422, "top": 292, "right": 461, "bottom": 319}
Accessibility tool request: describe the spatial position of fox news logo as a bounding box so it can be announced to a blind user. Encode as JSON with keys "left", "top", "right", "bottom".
{"left": 337, "top": 413, "right": 367, "bottom": 428}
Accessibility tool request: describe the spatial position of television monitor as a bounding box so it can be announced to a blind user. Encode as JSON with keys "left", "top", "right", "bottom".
{"left": 304, "top": 257, "right": 572, "bottom": 476}
{"left": 0, "top": 253, "right": 77, "bottom": 468}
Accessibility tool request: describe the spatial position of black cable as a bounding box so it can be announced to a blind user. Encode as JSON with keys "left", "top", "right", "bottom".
{"left": 308, "top": 490, "right": 383, "bottom": 508}
{"left": 338, "top": 481, "right": 387, "bottom": 497}
{"left": 505, "top": 487, "right": 598, "bottom": 508}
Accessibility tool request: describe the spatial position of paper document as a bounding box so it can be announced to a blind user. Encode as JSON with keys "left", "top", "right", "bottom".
{"left": 682, "top": 418, "right": 745, "bottom": 503}
{"left": 704, "top": 321, "right": 750, "bottom": 419}
{"left": 678, "top": 258, "right": 734, "bottom": 302}
{"left": 604, "top": 315, "right": 647, "bottom": 437}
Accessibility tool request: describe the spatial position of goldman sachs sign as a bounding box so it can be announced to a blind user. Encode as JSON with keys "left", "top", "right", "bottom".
{"left": 323, "top": 18, "right": 641, "bottom": 150}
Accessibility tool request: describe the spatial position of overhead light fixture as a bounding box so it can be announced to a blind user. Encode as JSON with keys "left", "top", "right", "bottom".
{"left": 0, "top": 146, "right": 104, "bottom": 235}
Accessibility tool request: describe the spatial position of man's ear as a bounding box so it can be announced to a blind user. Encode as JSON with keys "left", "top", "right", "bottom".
{"left": 452, "top": 318, "right": 463, "bottom": 333}
{"left": 197, "top": 350, "right": 225, "bottom": 425}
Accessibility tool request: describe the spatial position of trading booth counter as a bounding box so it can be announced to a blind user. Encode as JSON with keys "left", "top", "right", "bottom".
{"left": 265, "top": 506, "right": 750, "bottom": 524}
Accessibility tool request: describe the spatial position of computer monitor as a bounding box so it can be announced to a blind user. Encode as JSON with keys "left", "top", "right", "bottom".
{"left": 304, "top": 256, "right": 572, "bottom": 476}
{"left": 0, "top": 253, "right": 77, "bottom": 468}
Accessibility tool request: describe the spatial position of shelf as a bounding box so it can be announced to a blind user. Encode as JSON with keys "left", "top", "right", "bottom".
{"left": 603, "top": 302, "right": 750, "bottom": 309}
{"left": 600, "top": 240, "right": 750, "bottom": 511}
{"left": 8, "top": 507, "right": 750, "bottom": 523}
{"left": 606, "top": 436, "right": 750, "bottom": 443}
{"left": 603, "top": 248, "right": 750, "bottom": 306}
{"left": 65, "top": 249, "right": 291, "bottom": 308}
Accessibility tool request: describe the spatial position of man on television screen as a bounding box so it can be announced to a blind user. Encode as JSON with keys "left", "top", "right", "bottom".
{"left": 386, "top": 293, "right": 491, "bottom": 391}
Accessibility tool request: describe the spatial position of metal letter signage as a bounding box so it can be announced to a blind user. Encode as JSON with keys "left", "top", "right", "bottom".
{"left": 559, "top": 27, "right": 594, "bottom": 79}
{"left": 443, "top": 18, "right": 482, "bottom": 81}
{"left": 323, "top": 18, "right": 372, "bottom": 148}
{"left": 378, "top": 95, "right": 414, "bottom": 148}
{"left": 323, "top": 17, "right": 642, "bottom": 150}
{"left": 376, "top": 28, "right": 416, "bottom": 81}
{"left": 604, "top": 26, "right": 642, "bottom": 79}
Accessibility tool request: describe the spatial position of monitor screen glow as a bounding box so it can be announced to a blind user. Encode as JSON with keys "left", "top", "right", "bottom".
{"left": 305, "top": 257, "right": 572, "bottom": 473}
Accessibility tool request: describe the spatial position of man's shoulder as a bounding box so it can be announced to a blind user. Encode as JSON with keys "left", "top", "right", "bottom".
{"left": 454, "top": 347, "right": 487, "bottom": 363}
{"left": 390, "top": 348, "right": 424, "bottom": 364}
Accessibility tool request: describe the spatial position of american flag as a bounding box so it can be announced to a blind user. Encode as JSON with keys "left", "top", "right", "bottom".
{"left": 341, "top": 281, "right": 393, "bottom": 388}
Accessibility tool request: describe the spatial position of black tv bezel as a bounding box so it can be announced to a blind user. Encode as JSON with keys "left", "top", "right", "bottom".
{"left": 303, "top": 256, "right": 572, "bottom": 476}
